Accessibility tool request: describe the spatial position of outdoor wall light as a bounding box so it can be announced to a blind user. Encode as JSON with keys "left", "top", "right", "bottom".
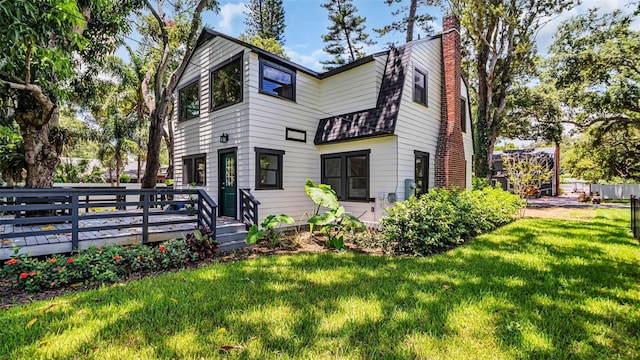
{"left": 220, "top": 133, "right": 229, "bottom": 143}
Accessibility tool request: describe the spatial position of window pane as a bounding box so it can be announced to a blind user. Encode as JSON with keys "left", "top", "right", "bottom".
{"left": 179, "top": 82, "right": 199, "bottom": 121}
{"left": 183, "top": 160, "right": 193, "bottom": 184}
{"left": 324, "top": 158, "right": 341, "bottom": 177}
{"left": 195, "top": 157, "right": 205, "bottom": 186}
{"left": 263, "top": 65, "right": 291, "bottom": 85}
{"left": 348, "top": 177, "right": 367, "bottom": 198}
{"left": 260, "top": 154, "right": 279, "bottom": 170}
{"left": 348, "top": 156, "right": 366, "bottom": 177}
{"left": 259, "top": 170, "right": 277, "bottom": 186}
{"left": 414, "top": 70, "right": 425, "bottom": 88}
{"left": 324, "top": 178, "right": 342, "bottom": 199}
{"left": 212, "top": 58, "right": 242, "bottom": 108}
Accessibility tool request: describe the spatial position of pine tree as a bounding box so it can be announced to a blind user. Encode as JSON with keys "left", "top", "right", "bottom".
{"left": 243, "top": 0, "right": 286, "bottom": 46}
{"left": 320, "top": 0, "right": 375, "bottom": 70}
{"left": 375, "top": 0, "right": 439, "bottom": 45}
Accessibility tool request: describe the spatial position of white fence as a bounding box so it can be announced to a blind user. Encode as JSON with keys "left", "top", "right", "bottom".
{"left": 589, "top": 184, "right": 640, "bottom": 200}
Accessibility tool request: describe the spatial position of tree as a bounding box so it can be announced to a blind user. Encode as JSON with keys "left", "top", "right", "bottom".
{"left": 501, "top": 153, "right": 553, "bottom": 217}
{"left": 139, "top": 0, "right": 219, "bottom": 189}
{"left": 320, "top": 0, "right": 375, "bottom": 70}
{"left": 0, "top": 0, "right": 138, "bottom": 188}
{"left": 238, "top": 35, "right": 289, "bottom": 59}
{"left": 375, "top": 0, "right": 439, "bottom": 44}
{"left": 447, "top": 0, "right": 578, "bottom": 179}
{"left": 563, "top": 128, "right": 640, "bottom": 183}
{"left": 547, "top": 9, "right": 639, "bottom": 133}
{"left": 500, "top": 84, "right": 563, "bottom": 145}
{"left": 243, "top": 0, "right": 286, "bottom": 46}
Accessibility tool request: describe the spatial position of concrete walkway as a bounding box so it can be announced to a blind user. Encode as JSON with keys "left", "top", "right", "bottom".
{"left": 527, "top": 193, "right": 628, "bottom": 209}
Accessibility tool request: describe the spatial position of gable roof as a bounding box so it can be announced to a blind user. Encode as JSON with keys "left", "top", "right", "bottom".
{"left": 314, "top": 45, "right": 411, "bottom": 145}
{"left": 177, "top": 28, "right": 386, "bottom": 86}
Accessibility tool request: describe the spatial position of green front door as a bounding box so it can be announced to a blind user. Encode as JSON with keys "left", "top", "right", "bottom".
{"left": 219, "top": 151, "right": 237, "bottom": 218}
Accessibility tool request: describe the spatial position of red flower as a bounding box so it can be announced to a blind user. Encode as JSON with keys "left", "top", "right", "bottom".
{"left": 19, "top": 272, "right": 28, "bottom": 279}
{"left": 114, "top": 255, "right": 122, "bottom": 261}
{"left": 137, "top": 256, "right": 143, "bottom": 262}
{"left": 50, "top": 282, "right": 56, "bottom": 287}
{"left": 29, "top": 272, "right": 36, "bottom": 277}
{"left": 67, "top": 258, "right": 74, "bottom": 264}
{"left": 50, "top": 258, "right": 57, "bottom": 264}
{"left": 159, "top": 245, "right": 166, "bottom": 253}
{"left": 5, "top": 259, "right": 19, "bottom": 265}
{"left": 55, "top": 267, "right": 62, "bottom": 272}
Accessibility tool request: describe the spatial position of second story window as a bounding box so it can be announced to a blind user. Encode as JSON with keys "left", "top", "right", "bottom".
{"left": 413, "top": 67, "right": 428, "bottom": 106}
{"left": 259, "top": 59, "right": 296, "bottom": 101}
{"left": 211, "top": 54, "right": 243, "bottom": 110}
{"left": 178, "top": 80, "right": 200, "bottom": 122}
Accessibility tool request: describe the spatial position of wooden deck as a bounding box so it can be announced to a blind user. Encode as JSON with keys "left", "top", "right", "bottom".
{"left": 0, "top": 210, "right": 247, "bottom": 260}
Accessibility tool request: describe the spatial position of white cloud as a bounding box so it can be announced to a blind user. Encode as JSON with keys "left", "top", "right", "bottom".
{"left": 284, "top": 46, "right": 327, "bottom": 71}
{"left": 216, "top": 3, "right": 246, "bottom": 35}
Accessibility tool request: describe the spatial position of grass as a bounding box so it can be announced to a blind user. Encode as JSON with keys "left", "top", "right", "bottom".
{"left": 602, "top": 199, "right": 631, "bottom": 204}
{"left": 1, "top": 208, "right": 639, "bottom": 359}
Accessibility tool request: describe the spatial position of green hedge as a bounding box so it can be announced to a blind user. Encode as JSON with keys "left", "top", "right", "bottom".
{"left": 378, "top": 187, "right": 523, "bottom": 256}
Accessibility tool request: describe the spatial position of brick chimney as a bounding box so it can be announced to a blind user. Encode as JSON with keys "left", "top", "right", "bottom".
{"left": 435, "top": 14, "right": 466, "bottom": 189}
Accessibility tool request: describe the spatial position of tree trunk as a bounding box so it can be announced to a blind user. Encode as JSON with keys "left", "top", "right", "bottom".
{"left": 141, "top": 110, "right": 165, "bottom": 189}
{"left": 163, "top": 120, "right": 174, "bottom": 181}
{"left": 405, "top": 0, "right": 418, "bottom": 43}
{"left": 14, "top": 93, "right": 59, "bottom": 188}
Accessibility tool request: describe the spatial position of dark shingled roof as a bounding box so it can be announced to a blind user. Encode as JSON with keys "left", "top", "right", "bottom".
{"left": 314, "top": 45, "right": 411, "bottom": 145}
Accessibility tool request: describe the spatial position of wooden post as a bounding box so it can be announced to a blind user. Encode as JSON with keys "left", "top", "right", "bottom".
{"left": 71, "top": 194, "right": 79, "bottom": 251}
{"left": 142, "top": 192, "right": 149, "bottom": 244}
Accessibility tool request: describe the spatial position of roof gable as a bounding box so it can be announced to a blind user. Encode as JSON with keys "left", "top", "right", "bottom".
{"left": 314, "top": 45, "right": 411, "bottom": 145}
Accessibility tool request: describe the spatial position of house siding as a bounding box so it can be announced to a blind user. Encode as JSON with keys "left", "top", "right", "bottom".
{"left": 174, "top": 37, "right": 250, "bottom": 202}
{"left": 394, "top": 39, "right": 443, "bottom": 199}
{"left": 461, "top": 80, "right": 474, "bottom": 189}
{"left": 319, "top": 60, "right": 381, "bottom": 115}
{"left": 247, "top": 52, "right": 321, "bottom": 223}
{"left": 317, "top": 136, "right": 398, "bottom": 225}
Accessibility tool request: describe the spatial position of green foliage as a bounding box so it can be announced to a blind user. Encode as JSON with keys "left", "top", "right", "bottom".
{"left": 320, "top": 0, "right": 376, "bottom": 70}
{"left": 54, "top": 159, "right": 90, "bottom": 183}
{"left": 546, "top": 10, "right": 640, "bottom": 182}
{"left": 243, "top": 0, "right": 286, "bottom": 46}
{"left": 0, "top": 125, "right": 25, "bottom": 184}
{"left": 374, "top": 0, "right": 437, "bottom": 44}
{"left": 0, "top": 237, "right": 202, "bottom": 292}
{"left": 306, "top": 179, "right": 365, "bottom": 249}
{"left": 447, "top": 0, "right": 578, "bottom": 178}
{"left": 245, "top": 214, "right": 295, "bottom": 246}
{"left": 378, "top": 187, "right": 522, "bottom": 256}
{"left": 238, "top": 34, "right": 289, "bottom": 59}
{"left": 472, "top": 175, "right": 489, "bottom": 190}
{"left": 185, "top": 226, "right": 219, "bottom": 259}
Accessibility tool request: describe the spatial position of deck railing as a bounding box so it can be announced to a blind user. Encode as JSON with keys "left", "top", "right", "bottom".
{"left": 0, "top": 187, "right": 217, "bottom": 250}
{"left": 632, "top": 196, "right": 639, "bottom": 241}
{"left": 239, "top": 189, "right": 260, "bottom": 229}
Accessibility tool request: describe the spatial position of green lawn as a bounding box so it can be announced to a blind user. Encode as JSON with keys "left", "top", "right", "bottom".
{"left": 1, "top": 209, "right": 639, "bottom": 359}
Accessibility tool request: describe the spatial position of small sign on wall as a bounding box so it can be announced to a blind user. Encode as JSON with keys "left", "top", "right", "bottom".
{"left": 285, "top": 127, "right": 306, "bottom": 143}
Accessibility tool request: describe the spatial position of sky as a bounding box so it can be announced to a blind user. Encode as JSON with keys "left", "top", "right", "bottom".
{"left": 199, "top": 0, "right": 640, "bottom": 71}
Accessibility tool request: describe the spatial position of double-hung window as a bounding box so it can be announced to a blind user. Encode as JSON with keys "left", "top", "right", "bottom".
{"left": 321, "top": 150, "right": 370, "bottom": 201}
{"left": 183, "top": 154, "right": 206, "bottom": 186}
{"left": 413, "top": 67, "right": 428, "bottom": 106}
{"left": 255, "top": 148, "right": 284, "bottom": 189}
{"left": 178, "top": 80, "right": 200, "bottom": 122}
{"left": 210, "top": 54, "right": 243, "bottom": 110}
{"left": 259, "top": 58, "right": 296, "bottom": 101}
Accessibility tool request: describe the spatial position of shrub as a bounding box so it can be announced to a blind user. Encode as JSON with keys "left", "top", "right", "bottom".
{"left": 378, "top": 187, "right": 522, "bottom": 256}
{"left": 0, "top": 234, "right": 210, "bottom": 292}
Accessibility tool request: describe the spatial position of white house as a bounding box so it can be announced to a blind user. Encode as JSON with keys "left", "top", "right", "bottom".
{"left": 173, "top": 15, "right": 473, "bottom": 226}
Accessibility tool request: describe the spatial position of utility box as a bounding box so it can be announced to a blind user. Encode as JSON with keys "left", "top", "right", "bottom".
{"left": 405, "top": 178, "right": 417, "bottom": 200}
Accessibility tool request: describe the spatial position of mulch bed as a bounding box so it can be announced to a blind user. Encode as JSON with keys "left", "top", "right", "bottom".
{"left": 0, "top": 232, "right": 382, "bottom": 308}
